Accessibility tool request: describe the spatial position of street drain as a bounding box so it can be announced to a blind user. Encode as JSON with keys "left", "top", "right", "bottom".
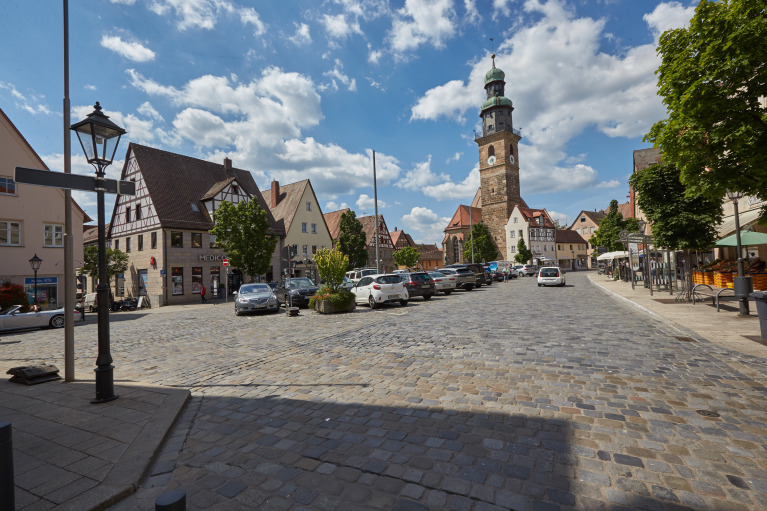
{"left": 696, "top": 409, "right": 720, "bottom": 418}
{"left": 674, "top": 336, "right": 697, "bottom": 343}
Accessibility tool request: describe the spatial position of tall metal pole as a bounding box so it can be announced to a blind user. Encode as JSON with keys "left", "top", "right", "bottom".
{"left": 732, "top": 198, "right": 750, "bottom": 315}
{"left": 63, "top": 0, "right": 75, "bottom": 381}
{"left": 469, "top": 205, "right": 474, "bottom": 263}
{"left": 373, "top": 150, "right": 380, "bottom": 273}
{"left": 33, "top": 267, "right": 38, "bottom": 305}
{"left": 93, "top": 166, "right": 117, "bottom": 403}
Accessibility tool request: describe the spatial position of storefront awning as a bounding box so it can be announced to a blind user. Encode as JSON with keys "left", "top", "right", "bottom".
{"left": 717, "top": 208, "right": 762, "bottom": 238}
{"left": 597, "top": 251, "right": 629, "bottom": 261}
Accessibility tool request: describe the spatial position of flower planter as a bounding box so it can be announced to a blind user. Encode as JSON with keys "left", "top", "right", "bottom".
{"left": 315, "top": 299, "right": 356, "bottom": 314}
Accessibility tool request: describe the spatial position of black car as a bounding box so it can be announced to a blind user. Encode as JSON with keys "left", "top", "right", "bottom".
{"left": 275, "top": 277, "right": 319, "bottom": 308}
{"left": 398, "top": 272, "right": 436, "bottom": 300}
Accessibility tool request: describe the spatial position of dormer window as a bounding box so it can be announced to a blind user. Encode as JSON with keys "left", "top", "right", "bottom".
{"left": 232, "top": 185, "right": 239, "bottom": 195}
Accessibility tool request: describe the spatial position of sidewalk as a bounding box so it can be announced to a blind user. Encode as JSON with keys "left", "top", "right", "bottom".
{"left": 587, "top": 272, "right": 767, "bottom": 360}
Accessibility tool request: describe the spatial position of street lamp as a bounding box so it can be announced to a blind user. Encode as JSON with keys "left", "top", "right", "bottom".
{"left": 725, "top": 189, "right": 752, "bottom": 315}
{"left": 71, "top": 102, "right": 126, "bottom": 403}
{"left": 28, "top": 254, "right": 42, "bottom": 306}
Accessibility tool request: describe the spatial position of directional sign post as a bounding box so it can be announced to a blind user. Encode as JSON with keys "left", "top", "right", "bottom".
{"left": 15, "top": 167, "right": 136, "bottom": 196}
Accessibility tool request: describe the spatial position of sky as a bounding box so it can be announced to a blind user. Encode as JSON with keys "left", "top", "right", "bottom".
{"left": 0, "top": 0, "right": 698, "bottom": 245}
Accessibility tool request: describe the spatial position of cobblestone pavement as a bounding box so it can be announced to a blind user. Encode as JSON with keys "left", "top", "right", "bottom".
{"left": 4, "top": 272, "right": 767, "bottom": 510}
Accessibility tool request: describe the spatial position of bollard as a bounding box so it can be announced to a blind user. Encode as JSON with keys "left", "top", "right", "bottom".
{"left": 0, "top": 422, "right": 15, "bottom": 510}
{"left": 155, "top": 488, "right": 186, "bottom": 511}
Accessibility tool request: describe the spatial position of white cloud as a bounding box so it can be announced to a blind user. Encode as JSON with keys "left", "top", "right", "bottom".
{"left": 325, "top": 201, "right": 349, "bottom": 212}
{"left": 388, "top": 0, "right": 457, "bottom": 53}
{"left": 322, "top": 59, "right": 357, "bottom": 92}
{"left": 547, "top": 210, "right": 570, "bottom": 227}
{"left": 410, "top": 79, "right": 477, "bottom": 122}
{"left": 356, "top": 194, "right": 387, "bottom": 211}
{"left": 396, "top": 156, "right": 449, "bottom": 190}
{"left": 367, "top": 43, "right": 383, "bottom": 64}
{"left": 100, "top": 35, "right": 156, "bottom": 62}
{"left": 464, "top": 0, "right": 480, "bottom": 25}
{"left": 110, "top": 0, "right": 136, "bottom": 4}
{"left": 289, "top": 23, "right": 311, "bottom": 46}
{"left": 401, "top": 206, "right": 451, "bottom": 244}
{"left": 84, "top": 84, "right": 97, "bottom": 91}
{"left": 149, "top": 0, "right": 266, "bottom": 34}
{"left": 594, "top": 179, "right": 620, "bottom": 189}
{"left": 421, "top": 164, "right": 480, "bottom": 201}
{"left": 321, "top": 13, "right": 362, "bottom": 39}
{"left": 0, "top": 82, "right": 52, "bottom": 115}
{"left": 137, "top": 101, "right": 164, "bottom": 122}
{"left": 644, "top": 2, "right": 695, "bottom": 39}
{"left": 446, "top": 152, "right": 462, "bottom": 163}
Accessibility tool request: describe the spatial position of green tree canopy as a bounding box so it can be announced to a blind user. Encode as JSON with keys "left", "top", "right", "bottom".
{"left": 590, "top": 200, "right": 628, "bottom": 252}
{"left": 337, "top": 210, "right": 369, "bottom": 270}
{"left": 393, "top": 246, "right": 420, "bottom": 269}
{"left": 209, "top": 199, "right": 278, "bottom": 278}
{"left": 646, "top": 0, "right": 767, "bottom": 221}
{"left": 313, "top": 247, "right": 348, "bottom": 293}
{"left": 463, "top": 223, "right": 499, "bottom": 263}
{"left": 514, "top": 238, "right": 533, "bottom": 265}
{"left": 82, "top": 246, "right": 129, "bottom": 282}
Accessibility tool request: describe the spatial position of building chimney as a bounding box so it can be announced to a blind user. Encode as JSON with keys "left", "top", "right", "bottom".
{"left": 224, "top": 157, "right": 232, "bottom": 171}
{"left": 271, "top": 180, "right": 279, "bottom": 208}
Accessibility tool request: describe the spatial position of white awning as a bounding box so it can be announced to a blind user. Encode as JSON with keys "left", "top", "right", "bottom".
{"left": 717, "top": 208, "right": 762, "bottom": 238}
{"left": 597, "top": 251, "right": 629, "bottom": 261}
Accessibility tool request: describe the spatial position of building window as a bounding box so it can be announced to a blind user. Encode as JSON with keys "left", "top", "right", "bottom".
{"left": 191, "top": 232, "right": 202, "bottom": 248}
{"left": 510, "top": 246, "right": 516, "bottom": 254}
{"left": 303, "top": 245, "right": 309, "bottom": 256}
{"left": 510, "top": 231, "right": 515, "bottom": 238}
{"left": 312, "top": 245, "right": 317, "bottom": 254}
{"left": 136, "top": 204, "right": 142, "bottom": 220}
{"left": 581, "top": 217, "right": 586, "bottom": 222}
{"left": 126, "top": 237, "right": 132, "bottom": 253}
{"left": 125, "top": 206, "right": 131, "bottom": 223}
{"left": 452, "top": 237, "right": 460, "bottom": 263}
{"left": 302, "top": 222, "right": 307, "bottom": 233}
{"left": 519, "top": 230, "right": 523, "bottom": 237}
{"left": 44, "top": 224, "right": 64, "bottom": 247}
{"left": 306, "top": 202, "right": 311, "bottom": 211}
{"left": 171, "top": 231, "right": 183, "bottom": 248}
{"left": 0, "top": 177, "right": 16, "bottom": 195}
{"left": 171, "top": 267, "right": 184, "bottom": 295}
{"left": 513, "top": 217, "right": 518, "bottom": 223}
{"left": 311, "top": 223, "right": 317, "bottom": 234}
{"left": 209, "top": 234, "right": 217, "bottom": 248}
{"left": 0, "top": 220, "right": 21, "bottom": 246}
{"left": 115, "top": 239, "right": 119, "bottom": 251}
{"left": 138, "top": 234, "right": 144, "bottom": 251}
{"left": 192, "top": 267, "right": 202, "bottom": 294}
{"left": 590, "top": 227, "right": 595, "bottom": 233}
{"left": 151, "top": 232, "right": 157, "bottom": 249}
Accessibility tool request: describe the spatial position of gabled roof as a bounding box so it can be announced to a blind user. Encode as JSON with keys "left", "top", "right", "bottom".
{"left": 616, "top": 202, "right": 632, "bottom": 219}
{"left": 260, "top": 179, "right": 311, "bottom": 235}
{"left": 444, "top": 205, "right": 483, "bottom": 231}
{"left": 201, "top": 177, "right": 236, "bottom": 201}
{"left": 516, "top": 207, "right": 555, "bottom": 228}
{"left": 390, "top": 229, "right": 415, "bottom": 247}
{"left": 555, "top": 229, "right": 587, "bottom": 243}
{"left": 358, "top": 215, "right": 393, "bottom": 246}
{"left": 568, "top": 210, "right": 606, "bottom": 229}
{"left": 323, "top": 208, "right": 349, "bottom": 240}
{"left": 122, "top": 143, "right": 281, "bottom": 234}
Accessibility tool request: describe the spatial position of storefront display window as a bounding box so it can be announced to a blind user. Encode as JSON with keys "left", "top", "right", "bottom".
{"left": 24, "top": 277, "right": 59, "bottom": 308}
{"left": 210, "top": 267, "right": 220, "bottom": 297}
{"left": 192, "top": 267, "right": 202, "bottom": 294}
{"left": 171, "top": 267, "right": 184, "bottom": 295}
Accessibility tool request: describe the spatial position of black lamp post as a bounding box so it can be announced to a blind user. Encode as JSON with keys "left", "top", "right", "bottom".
{"left": 71, "top": 102, "right": 125, "bottom": 403}
{"left": 28, "top": 254, "right": 42, "bottom": 306}
{"left": 726, "top": 189, "right": 752, "bottom": 315}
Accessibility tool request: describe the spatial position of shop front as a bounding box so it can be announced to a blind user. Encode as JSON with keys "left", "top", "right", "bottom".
{"left": 24, "top": 276, "right": 59, "bottom": 309}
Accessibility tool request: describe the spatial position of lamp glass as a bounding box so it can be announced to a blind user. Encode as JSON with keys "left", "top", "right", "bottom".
{"left": 70, "top": 103, "right": 126, "bottom": 168}
{"left": 725, "top": 189, "right": 742, "bottom": 201}
{"left": 28, "top": 253, "right": 42, "bottom": 271}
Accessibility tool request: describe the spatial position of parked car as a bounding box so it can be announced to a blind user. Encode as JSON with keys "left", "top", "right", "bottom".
{"left": 0, "top": 305, "right": 82, "bottom": 332}
{"left": 438, "top": 268, "right": 475, "bottom": 290}
{"left": 514, "top": 264, "right": 537, "bottom": 277}
{"left": 341, "top": 276, "right": 355, "bottom": 291}
{"left": 537, "top": 266, "right": 566, "bottom": 287}
{"left": 398, "top": 272, "right": 436, "bottom": 300}
{"left": 352, "top": 274, "right": 408, "bottom": 308}
{"left": 235, "top": 283, "right": 279, "bottom": 315}
{"left": 444, "top": 263, "right": 485, "bottom": 287}
{"left": 428, "top": 271, "right": 456, "bottom": 294}
{"left": 346, "top": 268, "right": 378, "bottom": 284}
{"left": 275, "top": 277, "right": 319, "bottom": 308}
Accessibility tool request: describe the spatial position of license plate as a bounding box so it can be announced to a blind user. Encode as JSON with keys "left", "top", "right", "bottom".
{"left": 388, "top": 295, "right": 398, "bottom": 299}
{"left": 422, "top": 285, "right": 430, "bottom": 289}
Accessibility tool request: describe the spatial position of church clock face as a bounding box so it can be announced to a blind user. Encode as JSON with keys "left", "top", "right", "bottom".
{"left": 487, "top": 155, "right": 496, "bottom": 165}
{"left": 509, "top": 154, "right": 515, "bottom": 164}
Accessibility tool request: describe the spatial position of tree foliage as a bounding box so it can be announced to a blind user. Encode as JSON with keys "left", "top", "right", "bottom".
{"left": 463, "top": 223, "right": 499, "bottom": 263}
{"left": 514, "top": 238, "right": 533, "bottom": 264}
{"left": 82, "top": 246, "right": 129, "bottom": 282}
{"left": 337, "top": 210, "right": 369, "bottom": 270}
{"left": 393, "top": 246, "right": 420, "bottom": 269}
{"left": 629, "top": 162, "right": 723, "bottom": 251}
{"left": 0, "top": 282, "right": 29, "bottom": 310}
{"left": 313, "top": 247, "right": 348, "bottom": 293}
{"left": 209, "top": 199, "right": 278, "bottom": 278}
{"left": 590, "top": 200, "right": 630, "bottom": 252}
{"left": 646, "top": 0, "right": 767, "bottom": 221}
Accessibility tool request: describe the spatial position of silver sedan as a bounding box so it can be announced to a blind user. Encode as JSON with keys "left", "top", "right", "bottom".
{"left": 428, "top": 271, "right": 456, "bottom": 295}
{"left": 234, "top": 283, "right": 280, "bottom": 315}
{"left": 0, "top": 305, "right": 82, "bottom": 332}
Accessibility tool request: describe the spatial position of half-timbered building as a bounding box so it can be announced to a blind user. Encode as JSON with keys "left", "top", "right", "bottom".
{"left": 107, "top": 143, "right": 283, "bottom": 306}
{"left": 358, "top": 215, "right": 396, "bottom": 273}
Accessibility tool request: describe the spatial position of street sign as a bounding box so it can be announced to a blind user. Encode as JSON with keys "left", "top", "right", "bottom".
{"left": 222, "top": 258, "right": 229, "bottom": 267}
{"left": 15, "top": 166, "right": 136, "bottom": 195}
{"left": 160, "top": 269, "right": 166, "bottom": 276}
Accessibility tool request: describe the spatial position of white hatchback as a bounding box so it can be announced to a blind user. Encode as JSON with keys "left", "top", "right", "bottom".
{"left": 352, "top": 274, "right": 409, "bottom": 308}
{"left": 537, "top": 267, "right": 566, "bottom": 287}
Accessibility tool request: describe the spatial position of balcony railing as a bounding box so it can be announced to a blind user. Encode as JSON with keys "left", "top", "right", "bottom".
{"left": 474, "top": 125, "right": 521, "bottom": 141}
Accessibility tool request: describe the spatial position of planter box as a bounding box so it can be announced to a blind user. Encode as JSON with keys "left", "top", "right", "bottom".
{"left": 315, "top": 299, "right": 356, "bottom": 314}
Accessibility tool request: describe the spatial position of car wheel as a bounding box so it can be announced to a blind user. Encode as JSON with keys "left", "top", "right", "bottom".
{"left": 424, "top": 294, "right": 433, "bottom": 300}
{"left": 368, "top": 295, "right": 377, "bottom": 309}
{"left": 538, "top": 283, "right": 541, "bottom": 287}
{"left": 400, "top": 299, "right": 408, "bottom": 306}
{"left": 49, "top": 315, "right": 65, "bottom": 329}
{"left": 466, "top": 285, "right": 473, "bottom": 291}
{"left": 88, "top": 305, "right": 95, "bottom": 312}
{"left": 444, "top": 290, "right": 452, "bottom": 295}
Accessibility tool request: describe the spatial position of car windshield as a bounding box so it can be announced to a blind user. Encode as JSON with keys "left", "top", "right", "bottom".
{"left": 361, "top": 269, "right": 377, "bottom": 277}
{"left": 456, "top": 269, "right": 473, "bottom": 274}
{"left": 1, "top": 306, "right": 18, "bottom": 315}
{"left": 376, "top": 275, "right": 403, "bottom": 284}
{"left": 429, "top": 272, "right": 444, "bottom": 278}
{"left": 240, "top": 284, "right": 271, "bottom": 293}
{"left": 410, "top": 273, "right": 431, "bottom": 282}
{"left": 286, "top": 278, "right": 315, "bottom": 288}
{"left": 540, "top": 268, "right": 559, "bottom": 277}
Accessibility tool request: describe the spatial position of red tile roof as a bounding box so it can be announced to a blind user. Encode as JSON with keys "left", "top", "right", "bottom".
{"left": 323, "top": 208, "right": 349, "bottom": 240}
{"left": 555, "top": 229, "right": 587, "bottom": 243}
{"left": 445, "top": 205, "right": 483, "bottom": 231}
{"left": 260, "top": 179, "right": 310, "bottom": 235}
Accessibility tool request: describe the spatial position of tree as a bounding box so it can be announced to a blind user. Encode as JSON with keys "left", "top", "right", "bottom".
{"left": 313, "top": 247, "right": 348, "bottom": 293}
{"left": 646, "top": 0, "right": 767, "bottom": 221}
{"left": 590, "top": 200, "right": 627, "bottom": 252}
{"left": 630, "top": 161, "right": 723, "bottom": 299}
{"left": 337, "top": 210, "right": 368, "bottom": 270}
{"left": 0, "top": 282, "right": 29, "bottom": 310}
{"left": 463, "top": 223, "right": 499, "bottom": 263}
{"left": 393, "top": 246, "right": 420, "bottom": 269}
{"left": 82, "top": 246, "right": 129, "bottom": 283}
{"left": 514, "top": 238, "right": 533, "bottom": 264}
{"left": 209, "top": 199, "right": 278, "bottom": 278}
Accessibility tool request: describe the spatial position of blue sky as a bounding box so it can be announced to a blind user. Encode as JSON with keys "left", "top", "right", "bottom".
{"left": 1, "top": 0, "right": 697, "bottom": 244}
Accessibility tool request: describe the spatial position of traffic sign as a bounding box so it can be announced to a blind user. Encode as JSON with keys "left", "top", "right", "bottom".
{"left": 223, "top": 258, "right": 229, "bottom": 267}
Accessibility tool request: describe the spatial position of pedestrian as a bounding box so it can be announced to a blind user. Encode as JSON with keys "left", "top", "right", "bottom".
{"left": 503, "top": 270, "right": 508, "bottom": 282}
{"left": 201, "top": 285, "right": 207, "bottom": 303}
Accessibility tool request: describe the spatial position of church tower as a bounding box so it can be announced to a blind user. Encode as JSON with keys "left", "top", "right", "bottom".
{"left": 475, "top": 54, "right": 526, "bottom": 258}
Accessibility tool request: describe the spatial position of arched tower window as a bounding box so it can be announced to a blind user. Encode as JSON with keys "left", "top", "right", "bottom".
{"left": 488, "top": 146, "right": 495, "bottom": 158}
{"left": 453, "top": 236, "right": 460, "bottom": 263}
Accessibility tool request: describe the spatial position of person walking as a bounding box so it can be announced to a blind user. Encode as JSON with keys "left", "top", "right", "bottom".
{"left": 201, "top": 285, "right": 207, "bottom": 303}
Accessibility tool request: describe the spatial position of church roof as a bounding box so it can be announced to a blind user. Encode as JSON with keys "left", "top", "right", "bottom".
{"left": 481, "top": 96, "right": 513, "bottom": 113}
{"left": 484, "top": 66, "right": 505, "bottom": 85}
{"left": 444, "top": 204, "right": 483, "bottom": 232}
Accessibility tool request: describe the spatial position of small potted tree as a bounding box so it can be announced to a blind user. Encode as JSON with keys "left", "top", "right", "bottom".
{"left": 309, "top": 248, "right": 356, "bottom": 314}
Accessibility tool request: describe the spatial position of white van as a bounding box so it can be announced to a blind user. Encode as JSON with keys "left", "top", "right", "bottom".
{"left": 345, "top": 268, "right": 378, "bottom": 284}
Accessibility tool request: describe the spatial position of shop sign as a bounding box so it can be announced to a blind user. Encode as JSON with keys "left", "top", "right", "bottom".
{"left": 24, "top": 277, "right": 59, "bottom": 285}
{"left": 199, "top": 254, "right": 226, "bottom": 261}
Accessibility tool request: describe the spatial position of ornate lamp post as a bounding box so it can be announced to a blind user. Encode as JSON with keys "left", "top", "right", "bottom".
{"left": 725, "top": 190, "right": 752, "bottom": 315}
{"left": 28, "top": 254, "right": 42, "bottom": 306}
{"left": 71, "top": 102, "right": 126, "bottom": 403}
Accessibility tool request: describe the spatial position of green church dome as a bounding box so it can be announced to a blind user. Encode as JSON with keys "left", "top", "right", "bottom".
{"left": 484, "top": 67, "right": 505, "bottom": 85}
{"left": 480, "top": 96, "right": 513, "bottom": 113}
